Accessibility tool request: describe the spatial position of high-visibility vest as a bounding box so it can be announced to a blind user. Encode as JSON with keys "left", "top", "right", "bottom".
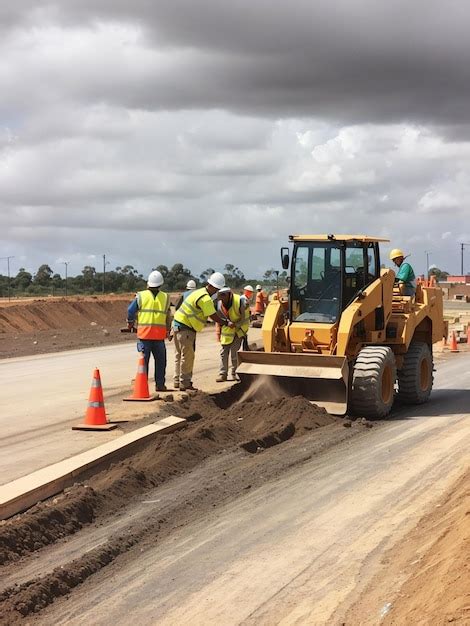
{"left": 137, "top": 290, "right": 170, "bottom": 340}
{"left": 220, "top": 294, "right": 250, "bottom": 345}
{"left": 255, "top": 290, "right": 265, "bottom": 313}
{"left": 174, "top": 287, "right": 213, "bottom": 332}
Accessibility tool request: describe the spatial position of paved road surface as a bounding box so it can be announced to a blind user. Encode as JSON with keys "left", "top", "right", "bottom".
{"left": 1, "top": 329, "right": 260, "bottom": 484}
{"left": 43, "top": 353, "right": 470, "bottom": 625}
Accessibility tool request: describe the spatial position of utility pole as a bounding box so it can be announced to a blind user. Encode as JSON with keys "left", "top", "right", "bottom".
{"left": 62, "top": 261, "right": 69, "bottom": 297}
{"left": 460, "top": 243, "right": 470, "bottom": 276}
{"left": 424, "top": 250, "right": 431, "bottom": 279}
{"left": 0, "top": 256, "right": 14, "bottom": 301}
{"left": 102, "top": 254, "right": 109, "bottom": 294}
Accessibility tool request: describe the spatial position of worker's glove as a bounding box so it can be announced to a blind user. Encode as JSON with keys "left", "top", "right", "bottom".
{"left": 136, "top": 340, "right": 145, "bottom": 353}
{"left": 127, "top": 320, "right": 135, "bottom": 331}
{"left": 167, "top": 329, "right": 174, "bottom": 342}
{"left": 227, "top": 321, "right": 235, "bottom": 328}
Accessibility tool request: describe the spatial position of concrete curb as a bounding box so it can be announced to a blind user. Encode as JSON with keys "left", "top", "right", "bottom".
{"left": 0, "top": 416, "right": 186, "bottom": 520}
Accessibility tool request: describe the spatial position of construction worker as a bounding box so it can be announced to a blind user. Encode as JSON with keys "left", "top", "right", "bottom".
{"left": 390, "top": 249, "right": 416, "bottom": 296}
{"left": 173, "top": 271, "right": 228, "bottom": 391}
{"left": 241, "top": 285, "right": 255, "bottom": 350}
{"left": 174, "top": 279, "right": 197, "bottom": 311}
{"left": 127, "top": 270, "right": 172, "bottom": 391}
{"left": 255, "top": 284, "right": 266, "bottom": 314}
{"left": 216, "top": 287, "right": 251, "bottom": 382}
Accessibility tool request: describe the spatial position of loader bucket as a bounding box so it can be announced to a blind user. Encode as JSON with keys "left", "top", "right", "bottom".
{"left": 236, "top": 351, "right": 349, "bottom": 415}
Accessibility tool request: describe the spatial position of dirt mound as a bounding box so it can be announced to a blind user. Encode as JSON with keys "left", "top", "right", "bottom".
{"left": 0, "top": 393, "right": 336, "bottom": 566}
{"left": 0, "top": 297, "right": 131, "bottom": 334}
{"left": 345, "top": 469, "right": 470, "bottom": 625}
{"left": 382, "top": 471, "right": 470, "bottom": 625}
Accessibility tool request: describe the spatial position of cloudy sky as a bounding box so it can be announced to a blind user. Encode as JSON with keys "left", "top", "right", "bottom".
{"left": 1, "top": 0, "right": 470, "bottom": 280}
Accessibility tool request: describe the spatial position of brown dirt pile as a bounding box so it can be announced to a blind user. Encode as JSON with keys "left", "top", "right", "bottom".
{"left": 0, "top": 392, "right": 336, "bottom": 566}
{"left": 0, "top": 296, "right": 136, "bottom": 358}
{"left": 382, "top": 470, "right": 470, "bottom": 625}
{"left": 0, "top": 297, "right": 130, "bottom": 333}
{"left": 345, "top": 468, "right": 470, "bottom": 624}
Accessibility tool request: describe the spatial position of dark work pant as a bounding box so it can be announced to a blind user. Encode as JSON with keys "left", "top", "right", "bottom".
{"left": 141, "top": 340, "right": 167, "bottom": 387}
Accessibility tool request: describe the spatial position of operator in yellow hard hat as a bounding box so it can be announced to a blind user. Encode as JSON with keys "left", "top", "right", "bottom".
{"left": 389, "top": 249, "right": 416, "bottom": 296}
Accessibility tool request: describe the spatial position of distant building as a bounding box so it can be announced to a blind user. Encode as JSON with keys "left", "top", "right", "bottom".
{"left": 446, "top": 275, "right": 470, "bottom": 283}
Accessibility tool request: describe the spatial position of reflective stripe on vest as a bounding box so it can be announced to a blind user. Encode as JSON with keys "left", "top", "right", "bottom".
{"left": 174, "top": 287, "right": 211, "bottom": 332}
{"left": 220, "top": 294, "right": 250, "bottom": 345}
{"left": 137, "top": 290, "right": 170, "bottom": 340}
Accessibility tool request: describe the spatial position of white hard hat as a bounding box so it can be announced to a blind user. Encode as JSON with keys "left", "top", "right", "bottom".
{"left": 244, "top": 285, "right": 254, "bottom": 292}
{"left": 186, "top": 279, "right": 196, "bottom": 290}
{"left": 256, "top": 284, "right": 262, "bottom": 290}
{"left": 147, "top": 270, "right": 164, "bottom": 287}
{"left": 207, "top": 271, "right": 225, "bottom": 290}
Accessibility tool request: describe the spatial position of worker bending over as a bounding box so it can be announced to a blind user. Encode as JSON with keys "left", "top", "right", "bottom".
{"left": 216, "top": 287, "right": 250, "bottom": 382}
{"left": 127, "top": 270, "right": 172, "bottom": 391}
{"left": 173, "top": 272, "right": 228, "bottom": 391}
{"left": 390, "top": 249, "right": 416, "bottom": 296}
{"left": 255, "top": 284, "right": 266, "bottom": 314}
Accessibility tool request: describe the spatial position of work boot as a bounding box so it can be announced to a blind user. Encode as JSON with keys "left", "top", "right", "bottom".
{"left": 173, "top": 381, "right": 180, "bottom": 389}
{"left": 216, "top": 374, "right": 227, "bottom": 383}
{"left": 229, "top": 370, "right": 238, "bottom": 381}
{"left": 180, "top": 383, "right": 197, "bottom": 391}
{"left": 156, "top": 384, "right": 168, "bottom": 392}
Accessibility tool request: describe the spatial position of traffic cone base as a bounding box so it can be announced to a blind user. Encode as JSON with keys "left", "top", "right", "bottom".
{"left": 72, "top": 422, "right": 117, "bottom": 431}
{"left": 123, "top": 395, "right": 158, "bottom": 402}
{"left": 123, "top": 354, "right": 158, "bottom": 402}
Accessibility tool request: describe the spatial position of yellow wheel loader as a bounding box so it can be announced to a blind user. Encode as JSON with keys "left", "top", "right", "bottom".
{"left": 237, "top": 235, "right": 445, "bottom": 418}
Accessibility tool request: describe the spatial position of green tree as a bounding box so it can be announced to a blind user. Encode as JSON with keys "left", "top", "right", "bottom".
{"left": 34, "top": 264, "right": 53, "bottom": 286}
{"left": 13, "top": 268, "right": 32, "bottom": 290}
{"left": 429, "top": 267, "right": 449, "bottom": 281}
{"left": 199, "top": 268, "right": 215, "bottom": 284}
{"left": 224, "top": 264, "right": 245, "bottom": 288}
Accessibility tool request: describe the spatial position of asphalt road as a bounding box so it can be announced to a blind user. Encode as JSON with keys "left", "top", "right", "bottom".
{"left": 40, "top": 352, "right": 470, "bottom": 625}
{"left": 1, "top": 329, "right": 260, "bottom": 484}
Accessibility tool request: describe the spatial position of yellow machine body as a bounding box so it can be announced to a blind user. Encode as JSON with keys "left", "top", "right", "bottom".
{"left": 237, "top": 235, "right": 445, "bottom": 416}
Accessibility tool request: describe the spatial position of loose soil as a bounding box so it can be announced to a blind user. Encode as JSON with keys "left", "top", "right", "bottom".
{"left": 0, "top": 388, "right": 372, "bottom": 622}
{"left": 0, "top": 295, "right": 179, "bottom": 359}
{"left": 345, "top": 468, "right": 470, "bottom": 625}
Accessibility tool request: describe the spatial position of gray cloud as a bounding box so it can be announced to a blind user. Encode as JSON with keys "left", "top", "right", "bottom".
{"left": 1, "top": 1, "right": 470, "bottom": 279}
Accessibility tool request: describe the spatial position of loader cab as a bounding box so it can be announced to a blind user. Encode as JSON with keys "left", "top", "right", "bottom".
{"left": 286, "top": 236, "right": 381, "bottom": 324}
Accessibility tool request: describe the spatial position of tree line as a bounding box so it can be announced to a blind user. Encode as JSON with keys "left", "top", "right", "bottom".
{"left": 0, "top": 263, "right": 289, "bottom": 298}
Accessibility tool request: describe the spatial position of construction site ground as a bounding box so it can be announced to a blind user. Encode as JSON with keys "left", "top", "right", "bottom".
{"left": 1, "top": 296, "right": 470, "bottom": 624}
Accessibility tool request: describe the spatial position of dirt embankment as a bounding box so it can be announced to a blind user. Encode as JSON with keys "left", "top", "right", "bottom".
{"left": 0, "top": 389, "right": 370, "bottom": 622}
{"left": 0, "top": 296, "right": 140, "bottom": 358}
{"left": 346, "top": 468, "right": 470, "bottom": 625}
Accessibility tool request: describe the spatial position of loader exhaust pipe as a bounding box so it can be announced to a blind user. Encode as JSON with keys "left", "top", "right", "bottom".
{"left": 236, "top": 351, "right": 349, "bottom": 415}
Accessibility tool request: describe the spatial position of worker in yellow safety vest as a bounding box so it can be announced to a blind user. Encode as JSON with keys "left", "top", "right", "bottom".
{"left": 173, "top": 271, "right": 229, "bottom": 391}
{"left": 216, "top": 287, "right": 250, "bottom": 382}
{"left": 127, "top": 270, "right": 172, "bottom": 391}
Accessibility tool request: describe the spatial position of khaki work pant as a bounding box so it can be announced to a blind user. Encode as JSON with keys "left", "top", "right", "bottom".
{"left": 219, "top": 334, "right": 243, "bottom": 378}
{"left": 174, "top": 328, "right": 196, "bottom": 386}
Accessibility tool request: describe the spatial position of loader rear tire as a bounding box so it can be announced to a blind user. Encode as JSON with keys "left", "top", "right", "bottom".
{"left": 397, "top": 342, "right": 433, "bottom": 404}
{"left": 350, "top": 346, "right": 396, "bottom": 419}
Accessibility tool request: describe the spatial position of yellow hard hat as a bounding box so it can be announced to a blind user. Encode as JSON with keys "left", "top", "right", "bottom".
{"left": 389, "top": 248, "right": 405, "bottom": 261}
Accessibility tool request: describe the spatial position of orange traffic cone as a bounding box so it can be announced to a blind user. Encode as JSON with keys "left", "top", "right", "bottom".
{"left": 73, "top": 368, "right": 117, "bottom": 431}
{"left": 123, "top": 354, "right": 157, "bottom": 402}
{"left": 449, "top": 331, "right": 459, "bottom": 353}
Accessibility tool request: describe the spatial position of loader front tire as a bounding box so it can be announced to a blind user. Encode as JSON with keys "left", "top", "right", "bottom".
{"left": 350, "top": 346, "right": 396, "bottom": 418}
{"left": 397, "top": 342, "right": 433, "bottom": 404}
